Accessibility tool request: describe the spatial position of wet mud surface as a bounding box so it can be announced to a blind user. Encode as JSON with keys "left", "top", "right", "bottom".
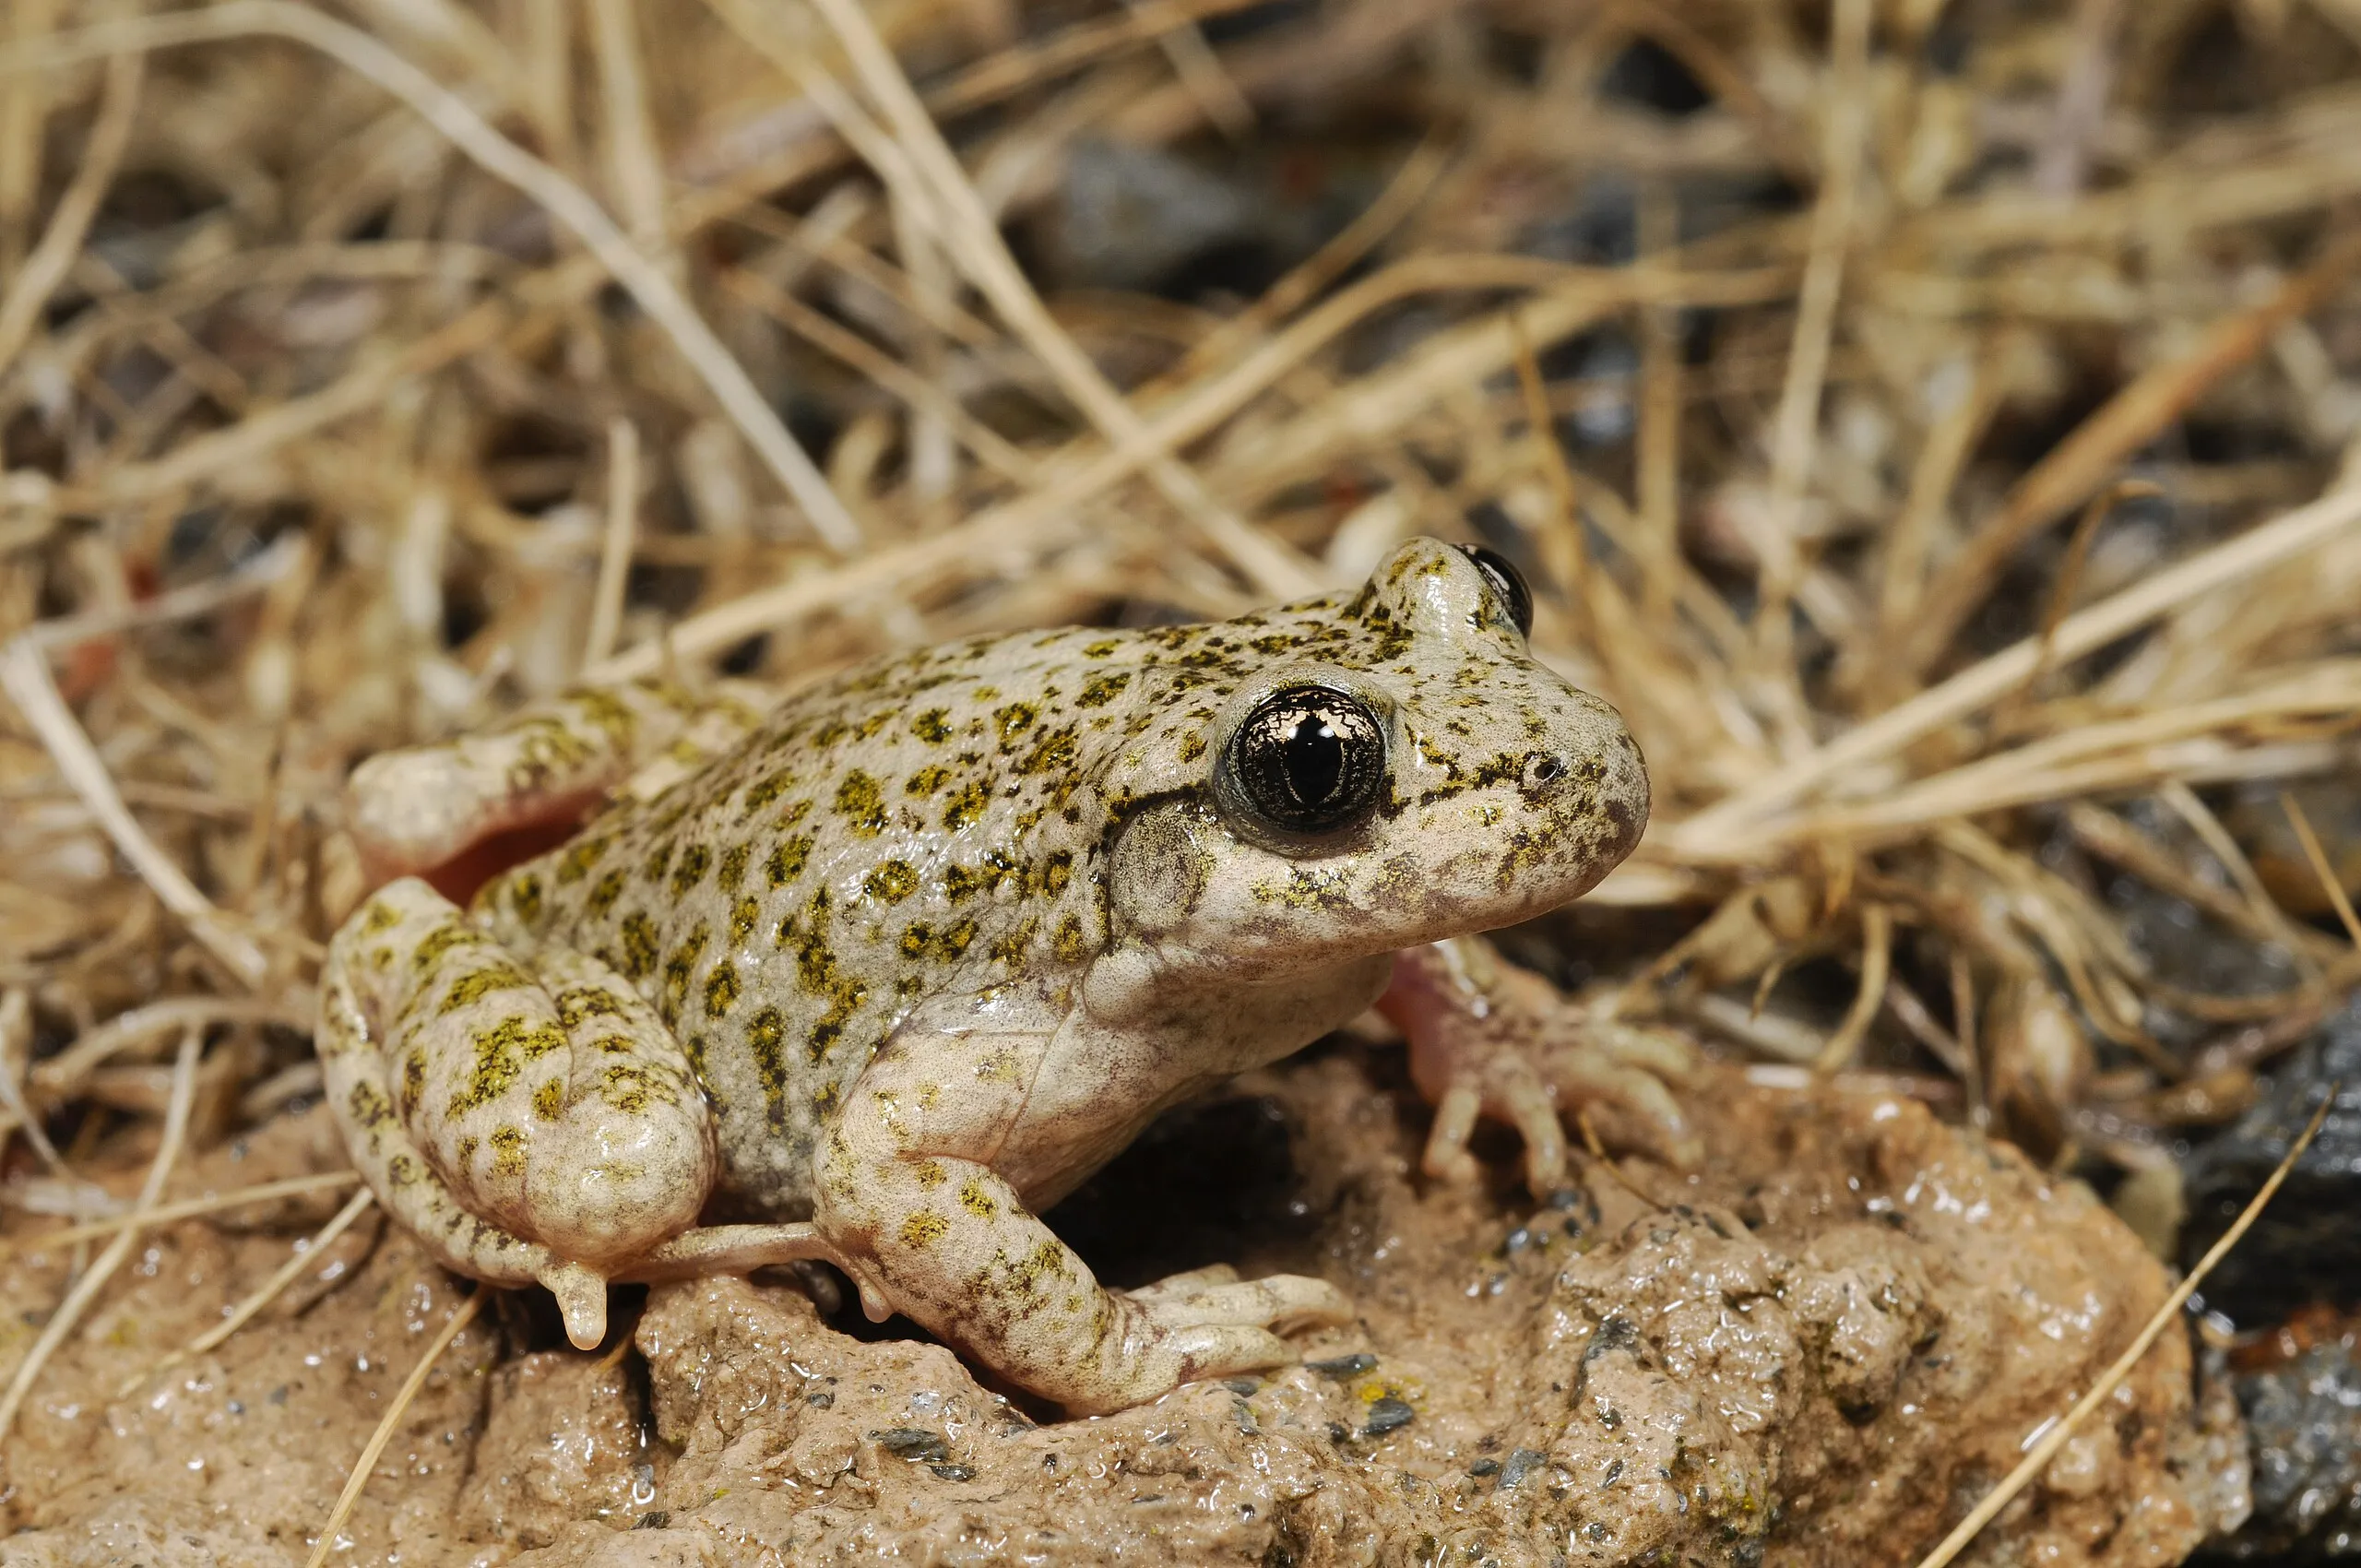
{"left": 0, "top": 1051, "right": 2234, "bottom": 1566}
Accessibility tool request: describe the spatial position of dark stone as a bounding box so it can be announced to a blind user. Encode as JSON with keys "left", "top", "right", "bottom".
{"left": 1361, "top": 1397, "right": 1415, "bottom": 1437}
{"left": 2217, "top": 1333, "right": 2361, "bottom": 1559}
{"left": 2183, "top": 996, "right": 2361, "bottom": 1325}
{"left": 1499, "top": 1448, "right": 1548, "bottom": 1488}
{"left": 1306, "top": 1353, "right": 1378, "bottom": 1379}
{"left": 870, "top": 1428, "right": 950, "bottom": 1463}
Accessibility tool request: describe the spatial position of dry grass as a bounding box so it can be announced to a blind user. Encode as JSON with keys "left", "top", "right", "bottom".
{"left": 5, "top": 0, "right": 2361, "bottom": 1500}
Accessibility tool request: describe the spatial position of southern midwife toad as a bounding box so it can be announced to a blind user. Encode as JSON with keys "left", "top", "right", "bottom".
{"left": 318, "top": 538, "right": 1691, "bottom": 1413}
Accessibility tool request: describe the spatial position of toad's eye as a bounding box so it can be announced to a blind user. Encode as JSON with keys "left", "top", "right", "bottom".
{"left": 1224, "top": 686, "right": 1387, "bottom": 838}
{"left": 1454, "top": 542, "right": 1534, "bottom": 639}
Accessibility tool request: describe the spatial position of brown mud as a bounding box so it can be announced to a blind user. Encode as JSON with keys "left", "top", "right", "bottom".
{"left": 0, "top": 1053, "right": 2236, "bottom": 1567}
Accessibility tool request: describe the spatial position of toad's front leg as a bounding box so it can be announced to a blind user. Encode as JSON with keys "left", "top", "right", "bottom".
{"left": 815, "top": 1028, "right": 1350, "bottom": 1416}
{"left": 1382, "top": 936, "right": 1701, "bottom": 1194}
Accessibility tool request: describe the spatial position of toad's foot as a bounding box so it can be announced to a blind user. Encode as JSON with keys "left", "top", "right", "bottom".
{"left": 1115, "top": 1265, "right": 1353, "bottom": 1395}
{"left": 1126, "top": 1262, "right": 1351, "bottom": 1336}
{"left": 1382, "top": 938, "right": 1700, "bottom": 1195}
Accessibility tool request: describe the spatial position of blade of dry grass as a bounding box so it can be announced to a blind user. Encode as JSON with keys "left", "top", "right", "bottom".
{"left": 0, "top": 1030, "right": 200, "bottom": 1448}
{"left": 585, "top": 418, "right": 638, "bottom": 669}
{"left": 1754, "top": 0, "right": 1869, "bottom": 676}
{"left": 119, "top": 1185, "right": 377, "bottom": 1398}
{"left": 0, "top": 42, "right": 138, "bottom": 378}
{"left": 1814, "top": 902, "right": 1892, "bottom": 1072}
{"left": 0, "top": 1171, "right": 363, "bottom": 1260}
{"left": 303, "top": 1285, "right": 483, "bottom": 1568}
{"left": 2282, "top": 790, "right": 2361, "bottom": 948}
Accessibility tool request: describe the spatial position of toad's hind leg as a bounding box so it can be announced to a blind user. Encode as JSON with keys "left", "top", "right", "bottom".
{"left": 320, "top": 876, "right": 723, "bottom": 1347}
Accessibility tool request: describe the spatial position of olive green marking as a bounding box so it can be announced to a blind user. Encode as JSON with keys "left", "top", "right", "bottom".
{"left": 993, "top": 703, "right": 1038, "bottom": 748}
{"left": 573, "top": 684, "right": 637, "bottom": 741}
{"left": 777, "top": 890, "right": 869, "bottom": 1063}
{"left": 532, "top": 1079, "right": 564, "bottom": 1121}
{"left": 437, "top": 964, "right": 531, "bottom": 1015}
{"left": 744, "top": 769, "right": 797, "bottom": 810}
{"left": 555, "top": 987, "right": 623, "bottom": 1028}
{"left": 619, "top": 912, "right": 659, "bottom": 980}
{"left": 704, "top": 960, "right": 741, "bottom": 1018}
{"left": 346, "top": 1079, "right": 394, "bottom": 1129}
{"left": 958, "top": 1179, "right": 998, "bottom": 1219}
{"left": 599, "top": 1061, "right": 664, "bottom": 1114}
{"left": 912, "top": 708, "right": 953, "bottom": 743}
{"left": 905, "top": 765, "right": 952, "bottom": 796}
{"left": 747, "top": 1005, "right": 791, "bottom": 1128}
{"left": 865, "top": 860, "right": 920, "bottom": 904}
{"left": 989, "top": 917, "right": 1038, "bottom": 968}
{"left": 587, "top": 869, "right": 626, "bottom": 917}
{"left": 1075, "top": 671, "right": 1131, "bottom": 707}
{"left": 943, "top": 778, "right": 990, "bottom": 831}
{"left": 409, "top": 923, "right": 474, "bottom": 975}
{"left": 730, "top": 895, "right": 761, "bottom": 946}
{"left": 943, "top": 853, "right": 1017, "bottom": 902}
{"left": 1016, "top": 728, "right": 1076, "bottom": 777}
{"left": 670, "top": 843, "right": 711, "bottom": 896}
{"left": 506, "top": 873, "right": 545, "bottom": 926}
{"left": 718, "top": 841, "right": 750, "bottom": 892}
{"left": 836, "top": 771, "right": 888, "bottom": 836}
{"left": 765, "top": 835, "right": 813, "bottom": 887}
{"left": 447, "top": 1016, "right": 568, "bottom": 1116}
{"left": 660, "top": 923, "right": 710, "bottom": 1024}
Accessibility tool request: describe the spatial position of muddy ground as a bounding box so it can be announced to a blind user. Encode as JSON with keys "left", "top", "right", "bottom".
{"left": 0, "top": 1049, "right": 2236, "bottom": 1567}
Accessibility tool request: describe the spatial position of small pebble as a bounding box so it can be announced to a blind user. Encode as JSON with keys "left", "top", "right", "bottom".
{"left": 1307, "top": 1352, "right": 1378, "bottom": 1378}
{"left": 1468, "top": 1457, "right": 1501, "bottom": 1478}
{"left": 928, "top": 1462, "right": 977, "bottom": 1481}
{"left": 871, "top": 1428, "right": 950, "bottom": 1463}
{"left": 1362, "top": 1397, "right": 1415, "bottom": 1437}
{"left": 1500, "top": 1448, "right": 1548, "bottom": 1487}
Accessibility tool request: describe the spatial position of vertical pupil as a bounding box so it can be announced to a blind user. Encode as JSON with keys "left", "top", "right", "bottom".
{"left": 1283, "top": 711, "right": 1346, "bottom": 805}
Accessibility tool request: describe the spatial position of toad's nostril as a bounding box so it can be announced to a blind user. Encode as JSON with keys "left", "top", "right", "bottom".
{"left": 1527, "top": 754, "right": 1564, "bottom": 788}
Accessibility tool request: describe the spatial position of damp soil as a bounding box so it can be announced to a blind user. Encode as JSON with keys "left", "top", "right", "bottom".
{"left": 0, "top": 1050, "right": 2237, "bottom": 1567}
